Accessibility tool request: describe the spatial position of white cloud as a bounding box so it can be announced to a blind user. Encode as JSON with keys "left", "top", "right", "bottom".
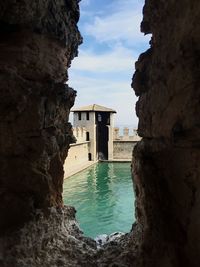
{"left": 68, "top": 72, "right": 138, "bottom": 126}
{"left": 80, "top": 0, "right": 91, "bottom": 7}
{"left": 68, "top": 0, "right": 149, "bottom": 128}
{"left": 82, "top": 1, "right": 150, "bottom": 45}
{"left": 71, "top": 45, "right": 136, "bottom": 73}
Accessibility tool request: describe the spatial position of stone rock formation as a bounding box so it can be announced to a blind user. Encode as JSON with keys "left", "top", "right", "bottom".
{"left": 131, "top": 0, "right": 200, "bottom": 266}
{"left": 0, "top": 206, "right": 97, "bottom": 267}
{"left": 0, "top": 0, "right": 81, "bottom": 232}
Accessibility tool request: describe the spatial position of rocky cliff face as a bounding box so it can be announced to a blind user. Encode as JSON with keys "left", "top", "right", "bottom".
{"left": 132, "top": 0, "right": 200, "bottom": 266}
{"left": 0, "top": 206, "right": 97, "bottom": 267}
{"left": 0, "top": 0, "right": 81, "bottom": 232}
{"left": 0, "top": 1, "right": 98, "bottom": 266}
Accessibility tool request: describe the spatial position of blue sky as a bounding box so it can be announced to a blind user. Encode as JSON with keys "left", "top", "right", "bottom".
{"left": 68, "top": 0, "right": 151, "bottom": 127}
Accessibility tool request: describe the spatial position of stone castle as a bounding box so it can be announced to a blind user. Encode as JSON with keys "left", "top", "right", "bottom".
{"left": 1, "top": 0, "right": 200, "bottom": 266}
{"left": 64, "top": 104, "right": 141, "bottom": 177}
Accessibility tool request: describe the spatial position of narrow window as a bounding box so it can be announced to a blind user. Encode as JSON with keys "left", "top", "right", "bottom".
{"left": 98, "top": 114, "right": 102, "bottom": 122}
{"left": 86, "top": 132, "right": 90, "bottom": 141}
{"left": 78, "top": 112, "right": 81, "bottom": 120}
{"left": 88, "top": 153, "right": 92, "bottom": 161}
{"left": 86, "top": 111, "right": 90, "bottom": 120}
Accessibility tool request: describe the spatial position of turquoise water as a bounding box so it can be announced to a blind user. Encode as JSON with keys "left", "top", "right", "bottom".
{"left": 63, "top": 162, "right": 135, "bottom": 238}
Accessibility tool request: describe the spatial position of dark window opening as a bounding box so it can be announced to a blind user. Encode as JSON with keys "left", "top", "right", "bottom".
{"left": 98, "top": 114, "right": 102, "bottom": 122}
{"left": 96, "top": 125, "right": 108, "bottom": 160}
{"left": 95, "top": 112, "right": 110, "bottom": 125}
{"left": 86, "top": 132, "right": 90, "bottom": 141}
{"left": 88, "top": 153, "right": 92, "bottom": 161}
{"left": 95, "top": 112, "right": 111, "bottom": 160}
{"left": 86, "top": 112, "right": 90, "bottom": 120}
{"left": 78, "top": 112, "right": 81, "bottom": 120}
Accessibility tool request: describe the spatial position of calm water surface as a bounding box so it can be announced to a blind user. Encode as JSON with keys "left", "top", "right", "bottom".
{"left": 63, "top": 162, "right": 135, "bottom": 238}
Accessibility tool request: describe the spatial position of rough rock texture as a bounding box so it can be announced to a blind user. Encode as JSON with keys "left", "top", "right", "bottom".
{"left": 131, "top": 0, "right": 200, "bottom": 266}
{"left": 0, "top": 0, "right": 92, "bottom": 265}
{"left": 0, "top": 206, "right": 97, "bottom": 267}
{"left": 0, "top": 0, "right": 81, "bottom": 232}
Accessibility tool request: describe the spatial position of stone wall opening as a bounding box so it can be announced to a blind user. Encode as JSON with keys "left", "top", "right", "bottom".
{"left": 1, "top": 0, "right": 200, "bottom": 266}
{"left": 62, "top": 0, "right": 149, "bottom": 240}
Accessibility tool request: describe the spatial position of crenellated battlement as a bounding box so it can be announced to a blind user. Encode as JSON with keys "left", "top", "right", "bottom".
{"left": 70, "top": 107, "right": 142, "bottom": 163}
{"left": 72, "top": 126, "right": 141, "bottom": 143}
{"left": 72, "top": 127, "right": 88, "bottom": 143}
{"left": 113, "top": 127, "right": 141, "bottom": 141}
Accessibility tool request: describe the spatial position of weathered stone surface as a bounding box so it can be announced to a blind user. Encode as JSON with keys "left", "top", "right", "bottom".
{"left": 0, "top": 206, "right": 97, "bottom": 267}
{"left": 0, "top": 0, "right": 81, "bottom": 232}
{"left": 131, "top": 0, "right": 200, "bottom": 266}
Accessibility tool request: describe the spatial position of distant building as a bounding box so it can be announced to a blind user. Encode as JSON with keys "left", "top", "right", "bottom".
{"left": 72, "top": 104, "right": 116, "bottom": 161}
{"left": 64, "top": 104, "right": 141, "bottom": 178}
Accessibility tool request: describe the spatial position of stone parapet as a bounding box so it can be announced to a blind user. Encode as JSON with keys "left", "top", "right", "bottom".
{"left": 72, "top": 126, "right": 87, "bottom": 143}
{"left": 113, "top": 127, "right": 141, "bottom": 141}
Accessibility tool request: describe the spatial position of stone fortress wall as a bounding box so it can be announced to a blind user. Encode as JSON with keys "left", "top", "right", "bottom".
{"left": 113, "top": 127, "right": 141, "bottom": 160}
{"left": 64, "top": 126, "right": 141, "bottom": 177}
{"left": 63, "top": 141, "right": 90, "bottom": 178}
{"left": 113, "top": 127, "right": 141, "bottom": 141}
{"left": 72, "top": 126, "right": 141, "bottom": 142}
{"left": 64, "top": 127, "right": 91, "bottom": 178}
{"left": 73, "top": 126, "right": 87, "bottom": 143}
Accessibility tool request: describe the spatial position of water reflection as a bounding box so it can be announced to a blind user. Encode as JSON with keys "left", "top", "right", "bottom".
{"left": 63, "top": 162, "right": 135, "bottom": 238}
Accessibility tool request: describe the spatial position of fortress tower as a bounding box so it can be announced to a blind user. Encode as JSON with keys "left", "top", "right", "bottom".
{"left": 72, "top": 104, "right": 116, "bottom": 161}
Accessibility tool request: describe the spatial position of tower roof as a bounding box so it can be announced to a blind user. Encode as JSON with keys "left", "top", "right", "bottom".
{"left": 72, "top": 104, "right": 116, "bottom": 113}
